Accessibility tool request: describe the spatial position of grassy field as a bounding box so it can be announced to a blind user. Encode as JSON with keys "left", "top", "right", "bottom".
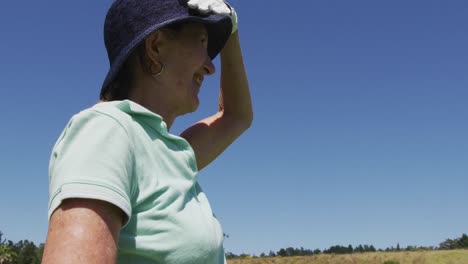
{"left": 227, "top": 250, "right": 468, "bottom": 264}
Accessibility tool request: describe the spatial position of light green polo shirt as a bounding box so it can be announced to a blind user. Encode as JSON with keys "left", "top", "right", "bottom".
{"left": 48, "top": 100, "right": 226, "bottom": 264}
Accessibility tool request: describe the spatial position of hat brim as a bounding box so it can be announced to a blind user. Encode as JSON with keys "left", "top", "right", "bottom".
{"left": 101, "top": 13, "right": 231, "bottom": 93}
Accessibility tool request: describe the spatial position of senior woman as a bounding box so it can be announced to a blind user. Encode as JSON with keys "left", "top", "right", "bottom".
{"left": 42, "top": 0, "right": 252, "bottom": 263}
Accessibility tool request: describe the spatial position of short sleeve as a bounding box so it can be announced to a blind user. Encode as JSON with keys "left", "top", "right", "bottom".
{"left": 48, "top": 109, "right": 134, "bottom": 225}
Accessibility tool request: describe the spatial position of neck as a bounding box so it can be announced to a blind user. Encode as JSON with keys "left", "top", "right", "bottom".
{"left": 127, "top": 82, "right": 179, "bottom": 131}
{"left": 130, "top": 96, "right": 176, "bottom": 131}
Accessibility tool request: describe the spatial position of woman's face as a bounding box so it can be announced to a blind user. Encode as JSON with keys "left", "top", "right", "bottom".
{"left": 158, "top": 23, "right": 216, "bottom": 115}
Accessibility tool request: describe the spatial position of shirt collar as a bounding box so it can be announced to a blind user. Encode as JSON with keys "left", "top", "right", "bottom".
{"left": 114, "top": 100, "right": 169, "bottom": 135}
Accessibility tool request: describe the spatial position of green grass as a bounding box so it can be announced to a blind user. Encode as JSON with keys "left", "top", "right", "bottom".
{"left": 227, "top": 250, "right": 468, "bottom": 264}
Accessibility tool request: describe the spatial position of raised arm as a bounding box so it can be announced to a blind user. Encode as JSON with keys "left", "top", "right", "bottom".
{"left": 181, "top": 31, "right": 253, "bottom": 170}
{"left": 42, "top": 199, "right": 124, "bottom": 264}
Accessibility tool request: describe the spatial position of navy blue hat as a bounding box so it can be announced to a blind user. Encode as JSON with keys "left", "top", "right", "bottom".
{"left": 101, "top": 0, "right": 232, "bottom": 93}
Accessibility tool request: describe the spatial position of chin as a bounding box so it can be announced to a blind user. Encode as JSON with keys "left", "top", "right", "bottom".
{"left": 181, "top": 101, "right": 199, "bottom": 115}
{"left": 190, "top": 96, "right": 200, "bottom": 112}
{"left": 189, "top": 103, "right": 199, "bottom": 113}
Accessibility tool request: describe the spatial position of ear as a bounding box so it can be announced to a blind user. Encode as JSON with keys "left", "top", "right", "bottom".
{"left": 144, "top": 31, "right": 164, "bottom": 65}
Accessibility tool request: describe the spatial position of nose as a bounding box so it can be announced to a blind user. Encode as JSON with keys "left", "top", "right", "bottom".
{"left": 203, "top": 56, "right": 216, "bottom": 75}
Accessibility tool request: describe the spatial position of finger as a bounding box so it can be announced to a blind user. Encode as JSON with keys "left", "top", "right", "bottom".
{"left": 187, "top": 0, "right": 199, "bottom": 8}
{"left": 211, "top": 1, "right": 230, "bottom": 15}
{"left": 196, "top": 1, "right": 211, "bottom": 13}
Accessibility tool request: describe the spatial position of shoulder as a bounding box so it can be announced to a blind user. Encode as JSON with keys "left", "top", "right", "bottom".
{"left": 80, "top": 101, "right": 135, "bottom": 133}
{"left": 59, "top": 101, "right": 144, "bottom": 144}
{"left": 53, "top": 101, "right": 140, "bottom": 156}
{"left": 84, "top": 100, "right": 165, "bottom": 134}
{"left": 52, "top": 103, "right": 133, "bottom": 154}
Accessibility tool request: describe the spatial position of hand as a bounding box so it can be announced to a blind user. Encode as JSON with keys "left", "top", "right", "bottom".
{"left": 187, "top": 0, "right": 238, "bottom": 33}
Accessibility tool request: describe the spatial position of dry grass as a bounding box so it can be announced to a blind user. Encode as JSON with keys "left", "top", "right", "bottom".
{"left": 227, "top": 250, "right": 468, "bottom": 264}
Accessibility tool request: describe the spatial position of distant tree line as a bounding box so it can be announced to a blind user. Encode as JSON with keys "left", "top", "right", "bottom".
{"left": 1, "top": 230, "right": 467, "bottom": 262}
{"left": 0, "top": 231, "right": 43, "bottom": 264}
{"left": 225, "top": 233, "right": 468, "bottom": 259}
{"left": 439, "top": 234, "right": 468, "bottom": 250}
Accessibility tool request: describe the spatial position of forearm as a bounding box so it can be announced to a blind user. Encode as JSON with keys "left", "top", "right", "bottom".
{"left": 219, "top": 31, "right": 253, "bottom": 125}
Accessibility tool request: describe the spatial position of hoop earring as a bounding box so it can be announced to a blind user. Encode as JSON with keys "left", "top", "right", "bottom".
{"left": 151, "top": 61, "right": 164, "bottom": 77}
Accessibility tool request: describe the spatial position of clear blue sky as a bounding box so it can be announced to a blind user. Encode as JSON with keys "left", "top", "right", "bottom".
{"left": 1, "top": 0, "right": 467, "bottom": 256}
